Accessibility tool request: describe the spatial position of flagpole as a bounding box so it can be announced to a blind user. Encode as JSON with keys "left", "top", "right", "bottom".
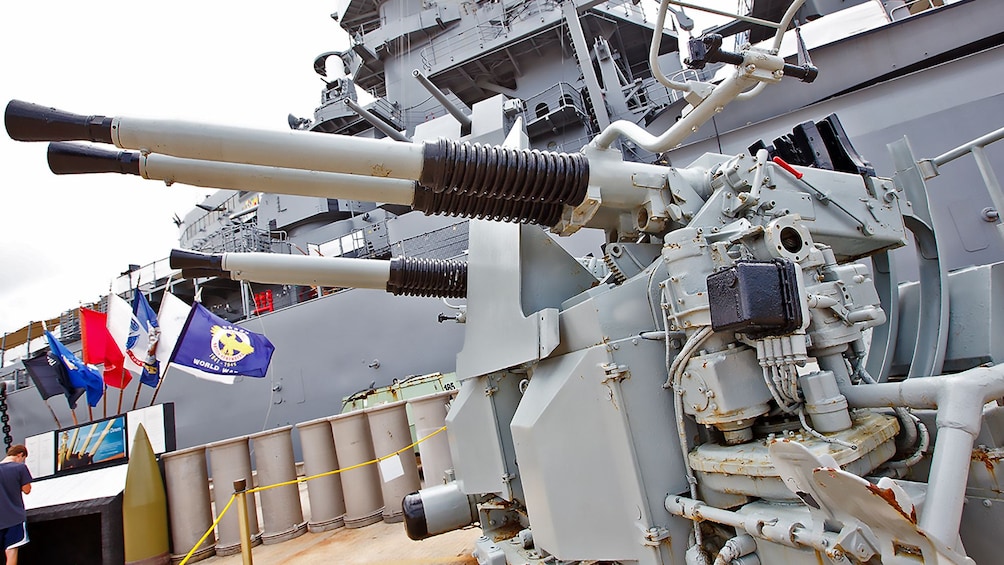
{"left": 132, "top": 380, "right": 142, "bottom": 410}
{"left": 70, "top": 405, "right": 79, "bottom": 426}
{"left": 44, "top": 400, "right": 62, "bottom": 429}
{"left": 117, "top": 367, "right": 126, "bottom": 415}
{"left": 149, "top": 367, "right": 167, "bottom": 407}
{"left": 102, "top": 384, "right": 108, "bottom": 419}
{"left": 147, "top": 278, "right": 175, "bottom": 408}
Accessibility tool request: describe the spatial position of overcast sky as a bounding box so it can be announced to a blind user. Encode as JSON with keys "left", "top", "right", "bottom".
{"left": 0, "top": 2, "right": 343, "bottom": 337}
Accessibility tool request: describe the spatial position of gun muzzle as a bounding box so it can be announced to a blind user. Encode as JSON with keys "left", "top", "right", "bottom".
{"left": 5, "top": 100, "right": 114, "bottom": 143}
{"left": 170, "top": 250, "right": 227, "bottom": 277}
{"left": 48, "top": 142, "right": 141, "bottom": 175}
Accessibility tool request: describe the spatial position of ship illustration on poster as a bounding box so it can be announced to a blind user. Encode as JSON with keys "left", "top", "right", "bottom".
{"left": 56, "top": 415, "right": 127, "bottom": 472}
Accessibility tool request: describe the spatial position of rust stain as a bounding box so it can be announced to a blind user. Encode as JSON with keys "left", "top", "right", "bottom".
{"left": 892, "top": 541, "right": 924, "bottom": 561}
{"left": 866, "top": 482, "right": 917, "bottom": 524}
{"left": 490, "top": 523, "right": 523, "bottom": 543}
{"left": 607, "top": 386, "right": 620, "bottom": 411}
{"left": 972, "top": 447, "right": 1002, "bottom": 492}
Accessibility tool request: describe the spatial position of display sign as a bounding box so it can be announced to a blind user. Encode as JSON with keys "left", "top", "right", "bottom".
{"left": 55, "top": 415, "right": 127, "bottom": 473}
{"left": 24, "top": 403, "right": 176, "bottom": 480}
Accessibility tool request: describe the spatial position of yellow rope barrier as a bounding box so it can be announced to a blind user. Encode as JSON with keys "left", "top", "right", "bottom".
{"left": 179, "top": 493, "right": 236, "bottom": 565}
{"left": 178, "top": 425, "right": 448, "bottom": 564}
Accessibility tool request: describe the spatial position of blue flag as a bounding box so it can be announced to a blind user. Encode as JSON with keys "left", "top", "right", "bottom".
{"left": 24, "top": 350, "right": 85, "bottom": 409}
{"left": 132, "top": 292, "right": 161, "bottom": 387}
{"left": 170, "top": 303, "right": 275, "bottom": 378}
{"left": 45, "top": 331, "right": 104, "bottom": 408}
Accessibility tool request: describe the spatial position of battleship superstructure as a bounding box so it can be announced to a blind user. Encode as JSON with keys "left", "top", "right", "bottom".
{"left": 2, "top": 0, "right": 1002, "bottom": 468}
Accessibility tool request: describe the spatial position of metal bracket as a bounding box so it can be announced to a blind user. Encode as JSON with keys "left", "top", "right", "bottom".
{"left": 643, "top": 525, "right": 671, "bottom": 546}
{"left": 834, "top": 525, "right": 880, "bottom": 563}
{"left": 600, "top": 362, "right": 631, "bottom": 383}
{"left": 917, "top": 158, "right": 939, "bottom": 180}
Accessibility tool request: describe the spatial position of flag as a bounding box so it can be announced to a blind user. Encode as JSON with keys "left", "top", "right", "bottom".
{"left": 132, "top": 292, "right": 161, "bottom": 387}
{"left": 80, "top": 308, "right": 131, "bottom": 389}
{"left": 170, "top": 303, "right": 274, "bottom": 382}
{"left": 23, "top": 350, "right": 85, "bottom": 409}
{"left": 157, "top": 293, "right": 235, "bottom": 384}
{"left": 155, "top": 292, "right": 191, "bottom": 367}
{"left": 106, "top": 293, "right": 146, "bottom": 376}
{"left": 44, "top": 331, "right": 104, "bottom": 408}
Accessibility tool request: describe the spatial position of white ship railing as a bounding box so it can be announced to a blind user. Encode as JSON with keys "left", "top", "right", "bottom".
{"left": 887, "top": 0, "right": 948, "bottom": 22}
{"left": 419, "top": 0, "right": 561, "bottom": 71}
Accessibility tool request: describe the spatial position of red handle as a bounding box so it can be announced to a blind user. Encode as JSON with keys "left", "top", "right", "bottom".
{"left": 772, "top": 156, "right": 803, "bottom": 179}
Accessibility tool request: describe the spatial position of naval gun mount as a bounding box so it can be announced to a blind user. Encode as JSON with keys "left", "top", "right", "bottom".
{"left": 7, "top": 95, "right": 1004, "bottom": 565}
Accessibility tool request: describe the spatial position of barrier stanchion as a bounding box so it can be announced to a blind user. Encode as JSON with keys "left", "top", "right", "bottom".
{"left": 234, "top": 479, "right": 254, "bottom": 565}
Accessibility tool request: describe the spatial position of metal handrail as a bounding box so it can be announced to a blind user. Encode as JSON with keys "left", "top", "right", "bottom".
{"left": 920, "top": 126, "right": 1004, "bottom": 234}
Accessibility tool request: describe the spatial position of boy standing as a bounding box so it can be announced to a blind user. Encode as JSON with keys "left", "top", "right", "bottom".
{"left": 0, "top": 445, "right": 32, "bottom": 565}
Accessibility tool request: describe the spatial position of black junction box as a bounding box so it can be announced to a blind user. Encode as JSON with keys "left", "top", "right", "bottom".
{"left": 706, "top": 260, "right": 802, "bottom": 338}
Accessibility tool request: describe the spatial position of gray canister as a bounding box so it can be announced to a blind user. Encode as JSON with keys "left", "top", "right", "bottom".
{"left": 162, "top": 445, "right": 215, "bottom": 563}
{"left": 329, "top": 410, "right": 384, "bottom": 528}
{"left": 206, "top": 435, "right": 261, "bottom": 555}
{"left": 296, "top": 416, "right": 346, "bottom": 532}
{"left": 365, "top": 400, "right": 422, "bottom": 523}
{"left": 249, "top": 425, "right": 307, "bottom": 544}
{"left": 408, "top": 390, "right": 457, "bottom": 488}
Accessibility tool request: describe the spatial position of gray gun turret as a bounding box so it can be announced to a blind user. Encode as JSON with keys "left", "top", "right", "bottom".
{"left": 8, "top": 90, "right": 1001, "bottom": 565}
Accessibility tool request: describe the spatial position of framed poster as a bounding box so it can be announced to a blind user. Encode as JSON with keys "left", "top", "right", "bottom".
{"left": 55, "top": 415, "right": 127, "bottom": 474}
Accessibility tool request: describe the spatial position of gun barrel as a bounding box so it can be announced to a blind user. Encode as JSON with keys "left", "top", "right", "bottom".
{"left": 5, "top": 99, "right": 427, "bottom": 178}
{"left": 14, "top": 101, "right": 679, "bottom": 230}
{"left": 142, "top": 153, "right": 418, "bottom": 205}
{"left": 170, "top": 250, "right": 467, "bottom": 298}
{"left": 9, "top": 100, "right": 589, "bottom": 206}
{"left": 112, "top": 115, "right": 428, "bottom": 180}
{"left": 412, "top": 70, "right": 472, "bottom": 129}
{"left": 344, "top": 98, "right": 411, "bottom": 142}
{"left": 46, "top": 142, "right": 419, "bottom": 205}
{"left": 48, "top": 143, "right": 575, "bottom": 225}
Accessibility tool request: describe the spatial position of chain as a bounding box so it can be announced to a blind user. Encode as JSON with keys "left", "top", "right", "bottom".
{"left": 0, "top": 384, "right": 12, "bottom": 451}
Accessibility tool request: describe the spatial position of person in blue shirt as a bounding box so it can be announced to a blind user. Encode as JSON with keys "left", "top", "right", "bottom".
{"left": 0, "top": 445, "right": 32, "bottom": 565}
